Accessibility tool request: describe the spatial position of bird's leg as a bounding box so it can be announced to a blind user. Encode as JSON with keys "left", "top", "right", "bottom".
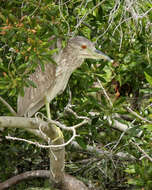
{"left": 45, "top": 98, "right": 51, "bottom": 120}
{"left": 45, "top": 97, "right": 63, "bottom": 142}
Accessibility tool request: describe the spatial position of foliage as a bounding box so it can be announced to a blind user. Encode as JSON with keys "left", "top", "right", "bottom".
{"left": 0, "top": 0, "right": 152, "bottom": 189}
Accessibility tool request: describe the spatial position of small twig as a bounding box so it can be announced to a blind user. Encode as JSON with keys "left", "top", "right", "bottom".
{"left": 97, "top": 78, "right": 113, "bottom": 107}
{"left": 36, "top": 112, "right": 89, "bottom": 130}
{"left": 6, "top": 128, "right": 77, "bottom": 149}
{"left": 76, "top": 0, "right": 88, "bottom": 25}
{"left": 130, "top": 140, "right": 152, "bottom": 162}
{"left": 146, "top": 47, "right": 151, "bottom": 65}
{"left": 59, "top": 0, "right": 70, "bottom": 35}
{"left": 126, "top": 0, "right": 152, "bottom": 20}
{"left": 67, "top": 85, "right": 72, "bottom": 105}
{"left": 65, "top": 106, "right": 90, "bottom": 122}
{"left": 38, "top": 123, "right": 51, "bottom": 143}
{"left": 0, "top": 96, "right": 16, "bottom": 116}
{"left": 126, "top": 106, "right": 152, "bottom": 124}
{"left": 112, "top": 131, "right": 126, "bottom": 150}
{"left": 65, "top": 86, "right": 91, "bottom": 123}
{"left": 140, "top": 7, "right": 152, "bottom": 19}
{"left": 112, "top": 17, "right": 132, "bottom": 36}
{"left": 74, "top": 0, "right": 105, "bottom": 33}
{"left": 119, "top": 27, "right": 123, "bottom": 51}
{"left": 29, "top": 0, "right": 41, "bottom": 17}
{"left": 72, "top": 119, "right": 89, "bottom": 129}
{"left": 96, "top": 0, "right": 120, "bottom": 43}
{"left": 145, "top": 103, "right": 152, "bottom": 110}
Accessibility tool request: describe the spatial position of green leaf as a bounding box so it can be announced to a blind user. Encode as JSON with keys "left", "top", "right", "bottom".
{"left": 142, "top": 124, "right": 152, "bottom": 131}
{"left": 125, "top": 166, "right": 135, "bottom": 174}
{"left": 26, "top": 79, "right": 37, "bottom": 88}
{"left": 75, "top": 136, "right": 87, "bottom": 149}
{"left": 127, "top": 178, "right": 139, "bottom": 185}
{"left": 144, "top": 72, "right": 152, "bottom": 86}
{"left": 0, "top": 65, "right": 8, "bottom": 72}
{"left": 19, "top": 87, "right": 25, "bottom": 97}
{"left": 18, "top": 63, "right": 28, "bottom": 70}
{"left": 113, "top": 97, "right": 126, "bottom": 106}
{"left": 9, "top": 88, "right": 16, "bottom": 96}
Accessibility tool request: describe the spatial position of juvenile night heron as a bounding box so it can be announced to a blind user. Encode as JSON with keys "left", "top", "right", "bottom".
{"left": 17, "top": 36, "right": 113, "bottom": 118}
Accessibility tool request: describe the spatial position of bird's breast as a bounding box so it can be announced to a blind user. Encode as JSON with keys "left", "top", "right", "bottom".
{"left": 46, "top": 67, "right": 72, "bottom": 102}
{"left": 45, "top": 57, "right": 83, "bottom": 103}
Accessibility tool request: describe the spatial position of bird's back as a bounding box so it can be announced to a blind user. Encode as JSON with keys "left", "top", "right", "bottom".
{"left": 17, "top": 63, "right": 56, "bottom": 117}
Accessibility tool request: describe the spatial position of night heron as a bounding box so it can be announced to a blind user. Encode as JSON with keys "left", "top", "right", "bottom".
{"left": 17, "top": 36, "right": 113, "bottom": 118}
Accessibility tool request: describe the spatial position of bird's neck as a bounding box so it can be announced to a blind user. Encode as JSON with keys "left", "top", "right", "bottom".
{"left": 46, "top": 47, "right": 84, "bottom": 103}
{"left": 57, "top": 47, "right": 84, "bottom": 72}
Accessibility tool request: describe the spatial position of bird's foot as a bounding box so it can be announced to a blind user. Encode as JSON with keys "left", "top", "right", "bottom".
{"left": 52, "top": 126, "right": 64, "bottom": 143}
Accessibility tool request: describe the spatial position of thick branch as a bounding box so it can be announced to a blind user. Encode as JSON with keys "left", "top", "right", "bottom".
{"left": 0, "top": 116, "right": 48, "bottom": 130}
{"left": 0, "top": 170, "right": 49, "bottom": 190}
{"left": 0, "top": 171, "right": 89, "bottom": 190}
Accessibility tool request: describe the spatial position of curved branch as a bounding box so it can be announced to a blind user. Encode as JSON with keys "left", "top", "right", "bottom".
{"left": 0, "top": 170, "right": 49, "bottom": 190}
{"left": 0, "top": 171, "right": 89, "bottom": 190}
{"left": 6, "top": 127, "right": 76, "bottom": 148}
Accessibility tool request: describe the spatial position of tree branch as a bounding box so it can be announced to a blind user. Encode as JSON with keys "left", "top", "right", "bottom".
{"left": 74, "top": 0, "right": 106, "bottom": 33}
{"left": 0, "top": 113, "right": 89, "bottom": 149}
{"left": 126, "top": 106, "right": 152, "bottom": 124}
{"left": 97, "top": 78, "right": 113, "bottom": 107}
{"left": 5, "top": 128, "right": 76, "bottom": 149}
{"left": 0, "top": 97, "right": 16, "bottom": 116}
{"left": 0, "top": 116, "right": 48, "bottom": 130}
{"left": 0, "top": 171, "right": 89, "bottom": 190}
{"left": 130, "top": 140, "right": 152, "bottom": 162}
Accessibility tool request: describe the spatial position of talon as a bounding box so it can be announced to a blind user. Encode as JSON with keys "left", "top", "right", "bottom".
{"left": 52, "top": 126, "right": 63, "bottom": 143}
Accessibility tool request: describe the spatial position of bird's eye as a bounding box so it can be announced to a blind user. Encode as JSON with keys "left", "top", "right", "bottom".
{"left": 81, "top": 45, "right": 87, "bottom": 49}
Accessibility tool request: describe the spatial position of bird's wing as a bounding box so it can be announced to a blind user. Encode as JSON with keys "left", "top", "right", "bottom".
{"left": 17, "top": 63, "right": 56, "bottom": 116}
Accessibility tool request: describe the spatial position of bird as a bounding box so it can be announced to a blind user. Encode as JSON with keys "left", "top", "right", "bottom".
{"left": 17, "top": 36, "right": 113, "bottom": 118}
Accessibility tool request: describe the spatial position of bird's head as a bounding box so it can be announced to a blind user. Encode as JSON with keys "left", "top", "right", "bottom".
{"left": 68, "top": 36, "right": 113, "bottom": 62}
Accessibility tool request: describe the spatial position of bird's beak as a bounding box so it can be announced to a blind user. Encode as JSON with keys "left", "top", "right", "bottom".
{"left": 94, "top": 49, "right": 113, "bottom": 62}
